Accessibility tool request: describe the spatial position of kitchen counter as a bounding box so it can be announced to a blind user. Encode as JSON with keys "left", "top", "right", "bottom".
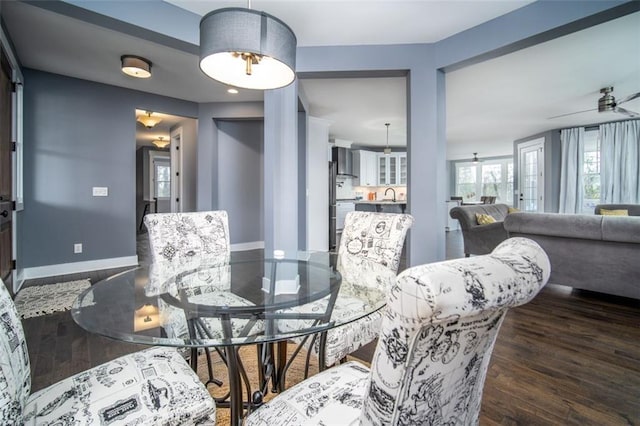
{"left": 356, "top": 200, "right": 406, "bottom": 205}
{"left": 355, "top": 200, "right": 407, "bottom": 213}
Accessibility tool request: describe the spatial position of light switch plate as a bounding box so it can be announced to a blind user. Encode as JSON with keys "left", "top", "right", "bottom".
{"left": 92, "top": 187, "right": 108, "bottom": 197}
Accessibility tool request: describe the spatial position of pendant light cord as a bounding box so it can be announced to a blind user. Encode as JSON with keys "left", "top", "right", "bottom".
{"left": 386, "top": 123, "right": 390, "bottom": 149}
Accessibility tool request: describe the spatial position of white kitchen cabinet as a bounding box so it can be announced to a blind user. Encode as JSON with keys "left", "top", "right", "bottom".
{"left": 377, "top": 152, "right": 406, "bottom": 186}
{"left": 352, "top": 150, "right": 377, "bottom": 186}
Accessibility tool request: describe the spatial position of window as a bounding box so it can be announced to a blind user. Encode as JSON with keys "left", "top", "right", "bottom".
{"left": 454, "top": 158, "right": 514, "bottom": 204}
{"left": 581, "top": 129, "right": 600, "bottom": 213}
{"left": 154, "top": 160, "right": 171, "bottom": 199}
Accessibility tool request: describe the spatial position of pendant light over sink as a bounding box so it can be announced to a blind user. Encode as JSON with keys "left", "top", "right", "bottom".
{"left": 384, "top": 123, "right": 392, "bottom": 155}
{"left": 199, "top": 1, "right": 297, "bottom": 90}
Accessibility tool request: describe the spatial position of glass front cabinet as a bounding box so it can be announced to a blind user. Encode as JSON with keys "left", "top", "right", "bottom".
{"left": 378, "top": 152, "right": 406, "bottom": 186}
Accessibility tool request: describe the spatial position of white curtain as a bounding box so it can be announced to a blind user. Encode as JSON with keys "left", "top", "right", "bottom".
{"left": 600, "top": 120, "right": 640, "bottom": 204}
{"left": 559, "top": 127, "right": 584, "bottom": 213}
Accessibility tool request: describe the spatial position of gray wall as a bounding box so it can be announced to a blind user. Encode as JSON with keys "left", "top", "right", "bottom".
{"left": 217, "top": 120, "right": 264, "bottom": 245}
{"left": 21, "top": 69, "right": 197, "bottom": 268}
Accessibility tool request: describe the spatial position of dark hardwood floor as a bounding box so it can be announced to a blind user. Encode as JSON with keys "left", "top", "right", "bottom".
{"left": 21, "top": 230, "right": 640, "bottom": 424}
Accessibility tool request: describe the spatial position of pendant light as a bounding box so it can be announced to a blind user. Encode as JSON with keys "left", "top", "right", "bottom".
{"left": 199, "top": 1, "right": 297, "bottom": 90}
{"left": 472, "top": 152, "right": 480, "bottom": 164}
{"left": 152, "top": 136, "right": 169, "bottom": 149}
{"left": 384, "top": 123, "right": 391, "bottom": 155}
{"left": 137, "top": 111, "right": 162, "bottom": 129}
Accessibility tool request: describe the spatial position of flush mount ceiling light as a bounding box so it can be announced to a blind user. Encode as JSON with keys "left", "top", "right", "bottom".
{"left": 384, "top": 123, "right": 392, "bottom": 155}
{"left": 121, "top": 55, "right": 151, "bottom": 78}
{"left": 199, "top": 4, "right": 297, "bottom": 90}
{"left": 152, "top": 136, "right": 169, "bottom": 149}
{"left": 137, "top": 111, "right": 162, "bottom": 129}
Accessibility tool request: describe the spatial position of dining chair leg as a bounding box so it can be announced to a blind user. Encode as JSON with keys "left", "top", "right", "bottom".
{"left": 318, "top": 330, "right": 328, "bottom": 372}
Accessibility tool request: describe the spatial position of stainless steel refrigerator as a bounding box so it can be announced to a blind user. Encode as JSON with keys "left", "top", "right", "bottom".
{"left": 329, "top": 161, "right": 337, "bottom": 250}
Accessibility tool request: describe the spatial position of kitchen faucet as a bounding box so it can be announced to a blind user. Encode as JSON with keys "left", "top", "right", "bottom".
{"left": 384, "top": 187, "right": 396, "bottom": 202}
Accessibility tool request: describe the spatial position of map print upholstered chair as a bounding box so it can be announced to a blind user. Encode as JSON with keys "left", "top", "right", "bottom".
{"left": 144, "top": 210, "right": 231, "bottom": 265}
{"left": 144, "top": 210, "right": 263, "bottom": 385}
{"left": 283, "top": 211, "right": 414, "bottom": 373}
{"left": 245, "top": 237, "right": 550, "bottom": 425}
{"left": 0, "top": 280, "right": 216, "bottom": 425}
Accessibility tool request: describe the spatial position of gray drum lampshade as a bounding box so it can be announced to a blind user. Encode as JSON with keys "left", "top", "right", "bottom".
{"left": 199, "top": 7, "right": 297, "bottom": 90}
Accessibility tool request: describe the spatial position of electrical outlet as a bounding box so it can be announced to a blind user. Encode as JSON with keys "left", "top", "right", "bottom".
{"left": 74, "top": 243, "right": 83, "bottom": 254}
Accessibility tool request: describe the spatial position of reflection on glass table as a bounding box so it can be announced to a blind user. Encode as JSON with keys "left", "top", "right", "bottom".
{"left": 71, "top": 252, "right": 394, "bottom": 426}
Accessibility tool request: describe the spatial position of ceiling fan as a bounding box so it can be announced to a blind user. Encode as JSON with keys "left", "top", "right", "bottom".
{"left": 549, "top": 87, "right": 640, "bottom": 119}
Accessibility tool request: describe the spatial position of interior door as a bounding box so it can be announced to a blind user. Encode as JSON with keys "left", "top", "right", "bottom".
{"left": 0, "top": 49, "right": 13, "bottom": 293}
{"left": 518, "top": 138, "right": 544, "bottom": 212}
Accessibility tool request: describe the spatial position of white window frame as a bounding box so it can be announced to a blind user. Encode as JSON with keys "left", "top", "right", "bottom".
{"left": 454, "top": 157, "right": 514, "bottom": 205}
{"left": 148, "top": 151, "right": 171, "bottom": 201}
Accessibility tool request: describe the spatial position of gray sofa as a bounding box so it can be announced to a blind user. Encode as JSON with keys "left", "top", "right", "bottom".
{"left": 504, "top": 212, "right": 640, "bottom": 300}
{"left": 449, "top": 204, "right": 509, "bottom": 257}
{"left": 595, "top": 204, "right": 640, "bottom": 216}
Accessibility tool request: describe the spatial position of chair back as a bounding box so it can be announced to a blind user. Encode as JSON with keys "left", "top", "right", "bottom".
{"left": 338, "top": 211, "right": 413, "bottom": 273}
{"left": 0, "top": 280, "right": 31, "bottom": 424}
{"left": 144, "top": 211, "right": 230, "bottom": 265}
{"left": 361, "top": 237, "right": 550, "bottom": 425}
{"left": 481, "top": 195, "right": 496, "bottom": 204}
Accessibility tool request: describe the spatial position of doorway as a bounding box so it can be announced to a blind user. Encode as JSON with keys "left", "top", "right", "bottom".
{"left": 135, "top": 110, "right": 197, "bottom": 263}
{"left": 517, "top": 138, "right": 545, "bottom": 212}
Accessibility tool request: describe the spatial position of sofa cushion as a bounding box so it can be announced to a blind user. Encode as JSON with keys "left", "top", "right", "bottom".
{"left": 600, "top": 208, "right": 628, "bottom": 216}
{"left": 595, "top": 204, "right": 640, "bottom": 216}
{"left": 476, "top": 213, "right": 496, "bottom": 225}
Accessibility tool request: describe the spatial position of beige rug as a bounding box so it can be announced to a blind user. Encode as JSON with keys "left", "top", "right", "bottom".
{"left": 197, "top": 343, "right": 366, "bottom": 425}
{"left": 14, "top": 279, "right": 91, "bottom": 319}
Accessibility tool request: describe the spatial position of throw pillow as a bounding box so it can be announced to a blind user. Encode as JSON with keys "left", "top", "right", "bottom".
{"left": 600, "top": 208, "right": 629, "bottom": 216}
{"left": 508, "top": 207, "right": 521, "bottom": 214}
{"left": 476, "top": 213, "right": 496, "bottom": 225}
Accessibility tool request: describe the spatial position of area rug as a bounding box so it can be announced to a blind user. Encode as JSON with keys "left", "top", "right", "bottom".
{"left": 199, "top": 343, "right": 368, "bottom": 425}
{"left": 14, "top": 279, "right": 91, "bottom": 319}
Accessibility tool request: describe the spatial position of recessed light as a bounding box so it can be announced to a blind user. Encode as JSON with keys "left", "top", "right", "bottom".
{"left": 227, "top": 88, "right": 239, "bottom": 94}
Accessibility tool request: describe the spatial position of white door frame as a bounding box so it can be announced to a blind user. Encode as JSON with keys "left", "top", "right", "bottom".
{"left": 517, "top": 137, "right": 545, "bottom": 212}
{"left": 170, "top": 127, "right": 183, "bottom": 213}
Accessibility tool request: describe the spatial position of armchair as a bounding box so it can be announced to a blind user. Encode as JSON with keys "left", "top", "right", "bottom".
{"left": 245, "top": 237, "right": 550, "bottom": 425}
{"left": 449, "top": 203, "right": 510, "bottom": 256}
{"left": 0, "top": 279, "right": 216, "bottom": 425}
{"left": 281, "top": 211, "right": 414, "bottom": 372}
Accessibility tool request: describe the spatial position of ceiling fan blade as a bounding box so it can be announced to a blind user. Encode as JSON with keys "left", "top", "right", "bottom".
{"left": 618, "top": 92, "right": 640, "bottom": 104}
{"left": 547, "top": 108, "right": 597, "bottom": 119}
{"left": 614, "top": 106, "right": 640, "bottom": 118}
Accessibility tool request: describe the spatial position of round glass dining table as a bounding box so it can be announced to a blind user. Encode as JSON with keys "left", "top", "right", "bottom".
{"left": 71, "top": 252, "right": 394, "bottom": 426}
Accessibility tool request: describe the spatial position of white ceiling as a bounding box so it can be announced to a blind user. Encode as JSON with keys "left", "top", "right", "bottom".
{"left": 3, "top": 1, "right": 639, "bottom": 159}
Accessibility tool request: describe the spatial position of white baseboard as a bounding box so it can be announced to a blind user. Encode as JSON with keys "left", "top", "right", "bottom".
{"left": 22, "top": 256, "right": 139, "bottom": 281}
{"left": 230, "top": 241, "right": 264, "bottom": 251}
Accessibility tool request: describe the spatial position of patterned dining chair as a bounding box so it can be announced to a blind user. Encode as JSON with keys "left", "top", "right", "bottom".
{"left": 144, "top": 210, "right": 231, "bottom": 265}
{"left": 283, "top": 211, "right": 414, "bottom": 374}
{"left": 144, "top": 210, "right": 264, "bottom": 387}
{"left": 0, "top": 280, "right": 216, "bottom": 425}
{"left": 245, "top": 237, "right": 550, "bottom": 425}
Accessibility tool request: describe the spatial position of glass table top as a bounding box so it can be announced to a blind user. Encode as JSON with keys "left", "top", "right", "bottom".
{"left": 71, "top": 252, "right": 395, "bottom": 348}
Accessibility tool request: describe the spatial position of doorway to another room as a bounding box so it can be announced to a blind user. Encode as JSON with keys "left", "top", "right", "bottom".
{"left": 135, "top": 109, "right": 197, "bottom": 264}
